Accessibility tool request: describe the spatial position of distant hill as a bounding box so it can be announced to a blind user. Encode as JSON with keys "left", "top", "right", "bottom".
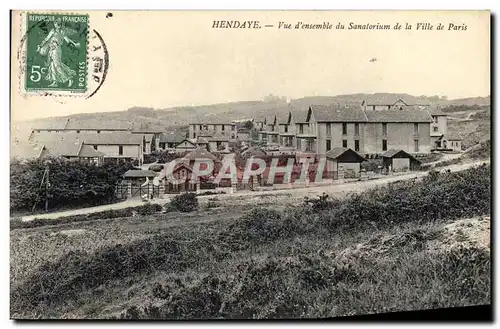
{"left": 11, "top": 93, "right": 490, "bottom": 143}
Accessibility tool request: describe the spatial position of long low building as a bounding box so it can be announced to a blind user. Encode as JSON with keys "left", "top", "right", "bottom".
{"left": 27, "top": 131, "right": 146, "bottom": 165}
{"left": 259, "top": 100, "right": 443, "bottom": 156}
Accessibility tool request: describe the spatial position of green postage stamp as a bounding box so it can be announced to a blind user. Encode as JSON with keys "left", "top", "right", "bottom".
{"left": 21, "top": 13, "right": 89, "bottom": 94}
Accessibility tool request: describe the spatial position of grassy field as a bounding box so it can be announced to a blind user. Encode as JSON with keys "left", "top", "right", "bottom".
{"left": 10, "top": 165, "right": 491, "bottom": 319}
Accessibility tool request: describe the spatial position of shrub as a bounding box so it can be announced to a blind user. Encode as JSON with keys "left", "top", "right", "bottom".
{"left": 318, "top": 164, "right": 491, "bottom": 233}
{"left": 10, "top": 157, "right": 135, "bottom": 212}
{"left": 303, "top": 193, "right": 332, "bottom": 212}
{"left": 168, "top": 193, "right": 198, "bottom": 212}
{"left": 136, "top": 203, "right": 163, "bottom": 215}
{"left": 223, "top": 208, "right": 285, "bottom": 244}
{"left": 361, "top": 158, "right": 382, "bottom": 172}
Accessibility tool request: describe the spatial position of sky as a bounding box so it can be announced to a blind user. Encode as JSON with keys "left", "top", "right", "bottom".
{"left": 11, "top": 10, "right": 490, "bottom": 121}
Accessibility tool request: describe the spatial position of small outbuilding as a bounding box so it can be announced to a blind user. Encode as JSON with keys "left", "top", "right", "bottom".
{"left": 445, "top": 134, "right": 463, "bottom": 152}
{"left": 123, "top": 169, "right": 158, "bottom": 181}
{"left": 325, "top": 147, "right": 366, "bottom": 179}
{"left": 121, "top": 169, "right": 160, "bottom": 198}
{"left": 381, "top": 149, "right": 421, "bottom": 172}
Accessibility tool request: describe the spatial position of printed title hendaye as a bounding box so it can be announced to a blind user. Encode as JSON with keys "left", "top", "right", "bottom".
{"left": 211, "top": 20, "right": 391, "bottom": 30}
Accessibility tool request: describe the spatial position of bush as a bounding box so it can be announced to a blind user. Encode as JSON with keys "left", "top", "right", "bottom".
{"left": 316, "top": 164, "right": 491, "bottom": 233}
{"left": 10, "top": 157, "right": 136, "bottom": 212}
{"left": 168, "top": 193, "right": 198, "bottom": 212}
{"left": 361, "top": 158, "right": 382, "bottom": 172}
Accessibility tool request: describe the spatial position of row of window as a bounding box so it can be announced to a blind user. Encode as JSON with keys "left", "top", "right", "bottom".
{"left": 192, "top": 132, "right": 236, "bottom": 139}
{"left": 324, "top": 123, "right": 420, "bottom": 136}
{"left": 93, "top": 145, "right": 124, "bottom": 155}
{"left": 198, "top": 125, "right": 235, "bottom": 131}
{"left": 325, "top": 139, "right": 420, "bottom": 152}
{"left": 325, "top": 139, "right": 361, "bottom": 152}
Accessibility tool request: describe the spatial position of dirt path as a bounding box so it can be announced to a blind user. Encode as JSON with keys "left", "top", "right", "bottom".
{"left": 21, "top": 160, "right": 488, "bottom": 222}
{"left": 208, "top": 160, "right": 488, "bottom": 206}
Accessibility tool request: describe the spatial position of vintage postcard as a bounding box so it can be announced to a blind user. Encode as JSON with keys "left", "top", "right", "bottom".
{"left": 10, "top": 10, "right": 491, "bottom": 320}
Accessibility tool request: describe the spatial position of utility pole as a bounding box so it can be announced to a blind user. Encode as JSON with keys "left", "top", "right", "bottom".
{"left": 45, "top": 163, "right": 50, "bottom": 212}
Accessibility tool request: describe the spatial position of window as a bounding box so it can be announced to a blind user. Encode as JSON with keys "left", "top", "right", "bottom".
{"left": 76, "top": 130, "right": 80, "bottom": 133}
{"left": 306, "top": 140, "right": 314, "bottom": 152}
{"left": 414, "top": 140, "right": 419, "bottom": 152}
{"left": 93, "top": 145, "right": 98, "bottom": 150}
{"left": 342, "top": 123, "right": 347, "bottom": 135}
{"left": 372, "top": 105, "right": 376, "bottom": 110}
{"left": 326, "top": 123, "right": 331, "bottom": 135}
{"left": 118, "top": 146, "right": 123, "bottom": 155}
{"left": 222, "top": 125, "right": 225, "bottom": 131}
{"left": 326, "top": 140, "right": 331, "bottom": 151}
{"left": 284, "top": 125, "right": 288, "bottom": 133}
{"left": 355, "top": 140, "right": 360, "bottom": 152}
{"left": 414, "top": 123, "right": 419, "bottom": 134}
{"left": 97, "top": 130, "right": 101, "bottom": 134}
{"left": 432, "top": 116, "right": 437, "bottom": 123}
{"left": 433, "top": 126, "right": 439, "bottom": 132}
{"left": 382, "top": 123, "right": 387, "bottom": 136}
{"left": 342, "top": 139, "right": 347, "bottom": 148}
{"left": 193, "top": 132, "right": 196, "bottom": 138}
{"left": 354, "top": 123, "right": 360, "bottom": 135}
{"left": 382, "top": 139, "right": 387, "bottom": 151}
{"left": 199, "top": 125, "right": 203, "bottom": 130}
{"left": 299, "top": 124, "right": 304, "bottom": 134}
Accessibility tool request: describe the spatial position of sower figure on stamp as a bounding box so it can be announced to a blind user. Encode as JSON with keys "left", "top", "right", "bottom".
{"left": 36, "top": 21, "right": 80, "bottom": 88}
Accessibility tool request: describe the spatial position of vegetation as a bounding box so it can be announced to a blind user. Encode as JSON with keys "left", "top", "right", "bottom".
{"left": 441, "top": 104, "right": 489, "bottom": 113}
{"left": 144, "top": 151, "right": 184, "bottom": 164}
{"left": 167, "top": 193, "right": 199, "bottom": 212}
{"left": 10, "top": 157, "right": 135, "bottom": 213}
{"left": 10, "top": 165, "right": 490, "bottom": 319}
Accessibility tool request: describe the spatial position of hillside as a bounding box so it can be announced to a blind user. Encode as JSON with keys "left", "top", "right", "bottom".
{"left": 11, "top": 94, "right": 490, "bottom": 143}
{"left": 10, "top": 164, "right": 491, "bottom": 319}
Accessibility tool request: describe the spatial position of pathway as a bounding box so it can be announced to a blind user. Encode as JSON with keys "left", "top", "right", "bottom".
{"left": 20, "top": 160, "right": 488, "bottom": 222}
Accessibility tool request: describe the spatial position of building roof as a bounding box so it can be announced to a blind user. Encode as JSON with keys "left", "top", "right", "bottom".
{"left": 79, "top": 144, "right": 105, "bottom": 157}
{"left": 266, "top": 114, "right": 277, "bottom": 126}
{"left": 364, "top": 98, "right": 411, "bottom": 106}
{"left": 10, "top": 141, "right": 45, "bottom": 159}
{"left": 325, "top": 147, "right": 366, "bottom": 162}
{"left": 444, "top": 134, "right": 463, "bottom": 141}
{"left": 42, "top": 139, "right": 83, "bottom": 157}
{"left": 381, "top": 149, "right": 420, "bottom": 162}
{"left": 30, "top": 131, "right": 144, "bottom": 145}
{"left": 362, "top": 96, "right": 429, "bottom": 107}
{"left": 196, "top": 137, "right": 209, "bottom": 144}
{"left": 65, "top": 118, "right": 132, "bottom": 131}
{"left": 123, "top": 169, "right": 158, "bottom": 178}
{"left": 363, "top": 109, "right": 432, "bottom": 123}
{"left": 182, "top": 147, "right": 220, "bottom": 162}
{"left": 190, "top": 117, "right": 234, "bottom": 125}
{"left": 175, "top": 139, "right": 197, "bottom": 148}
{"left": 241, "top": 147, "right": 267, "bottom": 158}
{"left": 31, "top": 118, "right": 70, "bottom": 130}
{"left": 277, "top": 112, "right": 292, "bottom": 125}
{"left": 159, "top": 132, "right": 185, "bottom": 143}
{"left": 310, "top": 105, "right": 368, "bottom": 122}
{"left": 427, "top": 107, "right": 448, "bottom": 116}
